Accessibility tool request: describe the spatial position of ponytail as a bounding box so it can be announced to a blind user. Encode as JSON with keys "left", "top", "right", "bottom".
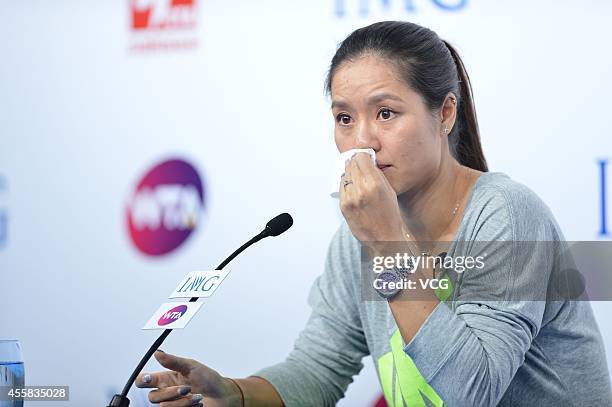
{"left": 442, "top": 40, "right": 488, "bottom": 172}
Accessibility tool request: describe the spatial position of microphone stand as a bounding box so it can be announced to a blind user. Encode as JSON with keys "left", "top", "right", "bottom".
{"left": 107, "top": 230, "right": 270, "bottom": 407}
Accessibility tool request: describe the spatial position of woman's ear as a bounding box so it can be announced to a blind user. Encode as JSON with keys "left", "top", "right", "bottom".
{"left": 439, "top": 93, "right": 458, "bottom": 134}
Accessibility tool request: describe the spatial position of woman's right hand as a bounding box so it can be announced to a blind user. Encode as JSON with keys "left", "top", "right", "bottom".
{"left": 135, "top": 350, "right": 241, "bottom": 407}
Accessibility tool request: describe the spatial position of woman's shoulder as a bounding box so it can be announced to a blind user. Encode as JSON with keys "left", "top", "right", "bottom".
{"left": 461, "top": 171, "right": 563, "bottom": 241}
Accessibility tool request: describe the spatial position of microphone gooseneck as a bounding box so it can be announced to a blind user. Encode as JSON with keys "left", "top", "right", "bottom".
{"left": 107, "top": 213, "right": 293, "bottom": 407}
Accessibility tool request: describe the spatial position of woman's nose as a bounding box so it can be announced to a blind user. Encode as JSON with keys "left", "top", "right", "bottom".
{"left": 355, "top": 123, "right": 381, "bottom": 150}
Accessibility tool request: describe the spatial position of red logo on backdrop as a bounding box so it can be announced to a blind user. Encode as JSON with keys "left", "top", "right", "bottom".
{"left": 128, "top": 0, "right": 198, "bottom": 52}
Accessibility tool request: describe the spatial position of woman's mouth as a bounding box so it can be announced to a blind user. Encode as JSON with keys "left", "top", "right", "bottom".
{"left": 377, "top": 164, "right": 392, "bottom": 171}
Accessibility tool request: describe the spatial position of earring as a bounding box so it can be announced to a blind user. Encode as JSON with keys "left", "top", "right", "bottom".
{"left": 443, "top": 127, "right": 449, "bottom": 134}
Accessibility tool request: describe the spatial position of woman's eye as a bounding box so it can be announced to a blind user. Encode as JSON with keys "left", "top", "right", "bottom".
{"left": 336, "top": 114, "right": 352, "bottom": 125}
{"left": 377, "top": 108, "right": 395, "bottom": 120}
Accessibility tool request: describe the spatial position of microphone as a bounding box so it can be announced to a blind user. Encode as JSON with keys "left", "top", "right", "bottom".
{"left": 107, "top": 213, "right": 293, "bottom": 407}
{"left": 216, "top": 213, "right": 293, "bottom": 270}
{"left": 261, "top": 212, "right": 294, "bottom": 237}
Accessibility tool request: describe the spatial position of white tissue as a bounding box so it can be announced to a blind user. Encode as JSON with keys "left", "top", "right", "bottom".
{"left": 330, "top": 148, "right": 376, "bottom": 198}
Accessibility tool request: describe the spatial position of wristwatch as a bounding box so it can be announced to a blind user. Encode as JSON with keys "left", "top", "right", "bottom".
{"left": 374, "top": 260, "right": 414, "bottom": 300}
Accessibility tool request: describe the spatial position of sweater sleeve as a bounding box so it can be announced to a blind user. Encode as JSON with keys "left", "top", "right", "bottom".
{"left": 403, "top": 185, "right": 556, "bottom": 407}
{"left": 253, "top": 225, "right": 369, "bottom": 406}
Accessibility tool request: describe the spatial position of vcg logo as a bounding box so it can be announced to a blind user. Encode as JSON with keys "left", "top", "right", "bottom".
{"left": 334, "top": 0, "right": 468, "bottom": 17}
{"left": 158, "top": 304, "right": 188, "bottom": 326}
{"left": 126, "top": 158, "right": 205, "bottom": 256}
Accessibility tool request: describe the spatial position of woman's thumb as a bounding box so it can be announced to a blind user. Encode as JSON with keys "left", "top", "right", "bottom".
{"left": 154, "top": 350, "right": 193, "bottom": 375}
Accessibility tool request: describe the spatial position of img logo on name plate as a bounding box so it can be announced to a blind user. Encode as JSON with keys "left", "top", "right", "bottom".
{"left": 126, "top": 158, "right": 206, "bottom": 257}
{"left": 143, "top": 302, "right": 203, "bottom": 330}
{"left": 169, "top": 270, "right": 231, "bottom": 299}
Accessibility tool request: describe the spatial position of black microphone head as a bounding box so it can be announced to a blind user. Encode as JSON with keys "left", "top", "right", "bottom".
{"left": 264, "top": 213, "right": 293, "bottom": 237}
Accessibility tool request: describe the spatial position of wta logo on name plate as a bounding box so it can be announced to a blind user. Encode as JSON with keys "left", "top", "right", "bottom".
{"left": 126, "top": 158, "right": 206, "bottom": 257}
{"left": 143, "top": 302, "right": 203, "bottom": 330}
{"left": 158, "top": 304, "right": 188, "bottom": 325}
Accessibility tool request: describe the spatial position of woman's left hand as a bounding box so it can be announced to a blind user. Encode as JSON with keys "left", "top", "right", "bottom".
{"left": 339, "top": 153, "right": 406, "bottom": 247}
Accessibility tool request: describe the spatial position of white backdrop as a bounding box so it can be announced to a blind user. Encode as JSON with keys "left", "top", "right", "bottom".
{"left": 1, "top": 1, "right": 611, "bottom": 406}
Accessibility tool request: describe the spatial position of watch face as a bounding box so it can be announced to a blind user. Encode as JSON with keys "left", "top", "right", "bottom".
{"left": 375, "top": 270, "right": 402, "bottom": 299}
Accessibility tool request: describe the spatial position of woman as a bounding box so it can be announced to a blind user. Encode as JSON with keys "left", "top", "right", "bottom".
{"left": 136, "top": 21, "right": 612, "bottom": 406}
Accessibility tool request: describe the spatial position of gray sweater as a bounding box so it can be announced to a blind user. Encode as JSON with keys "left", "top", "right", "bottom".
{"left": 255, "top": 171, "right": 612, "bottom": 406}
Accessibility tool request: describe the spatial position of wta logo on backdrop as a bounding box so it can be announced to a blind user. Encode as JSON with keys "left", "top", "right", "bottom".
{"left": 128, "top": 0, "right": 199, "bottom": 52}
{"left": 126, "top": 158, "right": 206, "bottom": 256}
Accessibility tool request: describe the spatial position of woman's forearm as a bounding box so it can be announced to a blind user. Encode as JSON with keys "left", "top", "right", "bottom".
{"left": 373, "top": 241, "right": 440, "bottom": 344}
{"left": 234, "top": 376, "right": 284, "bottom": 407}
{"left": 389, "top": 293, "right": 439, "bottom": 344}
{"left": 387, "top": 259, "right": 440, "bottom": 344}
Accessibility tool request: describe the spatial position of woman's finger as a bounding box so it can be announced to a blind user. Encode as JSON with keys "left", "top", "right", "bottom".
{"left": 154, "top": 350, "right": 195, "bottom": 376}
{"left": 135, "top": 372, "right": 159, "bottom": 389}
{"left": 353, "top": 152, "right": 379, "bottom": 180}
{"left": 148, "top": 385, "right": 192, "bottom": 403}
{"left": 338, "top": 173, "right": 348, "bottom": 203}
{"left": 158, "top": 393, "right": 204, "bottom": 407}
{"left": 348, "top": 154, "right": 365, "bottom": 187}
{"left": 135, "top": 371, "right": 180, "bottom": 389}
{"left": 339, "top": 158, "right": 355, "bottom": 203}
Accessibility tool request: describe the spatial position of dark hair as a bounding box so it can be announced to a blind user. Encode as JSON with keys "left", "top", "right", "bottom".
{"left": 324, "top": 21, "right": 488, "bottom": 172}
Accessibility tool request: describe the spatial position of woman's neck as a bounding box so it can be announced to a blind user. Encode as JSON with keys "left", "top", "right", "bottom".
{"left": 397, "top": 161, "right": 476, "bottom": 244}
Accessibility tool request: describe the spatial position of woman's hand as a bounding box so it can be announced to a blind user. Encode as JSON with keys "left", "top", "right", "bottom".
{"left": 339, "top": 152, "right": 406, "bottom": 247}
{"left": 136, "top": 350, "right": 241, "bottom": 407}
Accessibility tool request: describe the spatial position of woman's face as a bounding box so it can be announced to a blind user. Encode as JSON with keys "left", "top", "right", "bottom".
{"left": 331, "top": 54, "right": 452, "bottom": 196}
